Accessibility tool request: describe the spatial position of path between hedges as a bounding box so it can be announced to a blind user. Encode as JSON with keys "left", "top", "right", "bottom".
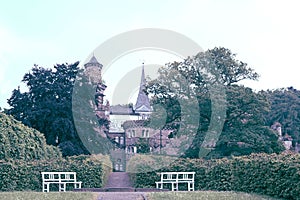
{"left": 104, "top": 172, "right": 133, "bottom": 188}
{"left": 97, "top": 172, "right": 147, "bottom": 200}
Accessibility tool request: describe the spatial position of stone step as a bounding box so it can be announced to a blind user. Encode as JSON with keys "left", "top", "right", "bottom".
{"left": 103, "top": 187, "right": 135, "bottom": 192}
{"left": 96, "top": 192, "right": 146, "bottom": 200}
{"left": 74, "top": 187, "right": 169, "bottom": 192}
{"left": 104, "top": 172, "right": 133, "bottom": 188}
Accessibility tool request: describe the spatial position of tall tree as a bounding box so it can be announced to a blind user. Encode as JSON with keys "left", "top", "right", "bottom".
{"left": 263, "top": 87, "right": 300, "bottom": 144}
{"left": 6, "top": 62, "right": 89, "bottom": 156}
{"left": 208, "top": 85, "right": 284, "bottom": 158}
{"left": 146, "top": 47, "right": 284, "bottom": 158}
{"left": 72, "top": 70, "right": 112, "bottom": 155}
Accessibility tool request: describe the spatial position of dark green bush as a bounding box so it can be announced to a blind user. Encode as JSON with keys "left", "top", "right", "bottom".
{"left": 0, "top": 113, "right": 61, "bottom": 161}
{"left": 129, "top": 153, "right": 300, "bottom": 200}
{"left": 0, "top": 154, "right": 112, "bottom": 191}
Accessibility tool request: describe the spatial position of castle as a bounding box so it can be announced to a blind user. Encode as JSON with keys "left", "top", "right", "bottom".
{"left": 84, "top": 55, "right": 172, "bottom": 171}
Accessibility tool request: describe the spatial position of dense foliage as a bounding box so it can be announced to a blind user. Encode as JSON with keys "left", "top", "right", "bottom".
{"left": 263, "top": 87, "right": 300, "bottom": 145}
{"left": 0, "top": 154, "right": 112, "bottom": 191}
{"left": 129, "top": 153, "right": 300, "bottom": 200}
{"left": 5, "top": 63, "right": 86, "bottom": 156}
{"left": 0, "top": 112, "right": 61, "bottom": 161}
{"left": 146, "top": 47, "right": 284, "bottom": 158}
{"left": 5, "top": 62, "right": 109, "bottom": 156}
{"left": 72, "top": 71, "right": 112, "bottom": 155}
{"left": 208, "top": 85, "right": 284, "bottom": 158}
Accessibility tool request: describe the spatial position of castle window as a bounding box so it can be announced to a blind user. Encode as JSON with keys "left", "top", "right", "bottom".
{"left": 127, "top": 131, "right": 131, "bottom": 138}
{"left": 131, "top": 130, "right": 136, "bottom": 137}
{"left": 120, "top": 137, "right": 124, "bottom": 145}
{"left": 146, "top": 130, "right": 149, "bottom": 138}
{"left": 142, "top": 130, "right": 145, "bottom": 137}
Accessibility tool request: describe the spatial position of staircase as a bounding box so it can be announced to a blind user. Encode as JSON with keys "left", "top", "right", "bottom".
{"left": 104, "top": 172, "right": 134, "bottom": 192}
{"left": 75, "top": 171, "right": 168, "bottom": 199}
{"left": 97, "top": 172, "right": 146, "bottom": 200}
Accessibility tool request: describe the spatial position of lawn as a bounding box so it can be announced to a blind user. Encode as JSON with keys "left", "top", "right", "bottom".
{"left": 0, "top": 192, "right": 98, "bottom": 200}
{"left": 0, "top": 191, "right": 281, "bottom": 200}
{"left": 147, "top": 191, "right": 281, "bottom": 200}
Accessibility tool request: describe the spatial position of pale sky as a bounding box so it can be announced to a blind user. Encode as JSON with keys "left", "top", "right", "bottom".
{"left": 1, "top": 0, "right": 300, "bottom": 109}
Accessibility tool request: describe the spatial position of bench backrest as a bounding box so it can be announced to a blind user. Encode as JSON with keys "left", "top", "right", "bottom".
{"left": 159, "top": 172, "right": 195, "bottom": 182}
{"left": 41, "top": 172, "right": 78, "bottom": 183}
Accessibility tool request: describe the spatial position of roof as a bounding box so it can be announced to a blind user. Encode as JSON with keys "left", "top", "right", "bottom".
{"left": 84, "top": 55, "right": 103, "bottom": 68}
{"left": 110, "top": 104, "right": 135, "bottom": 115}
{"left": 134, "top": 64, "right": 152, "bottom": 112}
{"left": 122, "top": 120, "right": 148, "bottom": 129}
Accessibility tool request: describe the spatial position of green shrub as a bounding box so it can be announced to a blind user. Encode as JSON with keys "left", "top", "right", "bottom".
{"left": 130, "top": 153, "right": 300, "bottom": 200}
{"left": 0, "top": 154, "right": 112, "bottom": 191}
{"left": 0, "top": 113, "right": 61, "bottom": 161}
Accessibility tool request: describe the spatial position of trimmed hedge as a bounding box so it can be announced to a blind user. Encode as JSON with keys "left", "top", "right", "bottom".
{"left": 0, "top": 113, "right": 61, "bottom": 161}
{"left": 129, "top": 153, "right": 300, "bottom": 200}
{"left": 0, "top": 154, "right": 112, "bottom": 191}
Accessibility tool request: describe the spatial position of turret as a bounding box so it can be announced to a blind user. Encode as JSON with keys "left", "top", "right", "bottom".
{"left": 84, "top": 54, "right": 103, "bottom": 84}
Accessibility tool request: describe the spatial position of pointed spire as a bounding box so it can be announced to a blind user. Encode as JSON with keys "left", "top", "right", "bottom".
{"left": 140, "top": 62, "right": 146, "bottom": 89}
{"left": 84, "top": 53, "right": 103, "bottom": 69}
{"left": 135, "top": 63, "right": 151, "bottom": 113}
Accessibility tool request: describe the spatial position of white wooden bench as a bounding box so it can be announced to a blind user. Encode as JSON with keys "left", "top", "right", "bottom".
{"left": 41, "top": 172, "right": 82, "bottom": 192}
{"left": 155, "top": 172, "right": 195, "bottom": 191}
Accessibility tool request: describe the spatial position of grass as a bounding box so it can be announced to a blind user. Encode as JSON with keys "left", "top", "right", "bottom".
{"left": 0, "top": 191, "right": 282, "bottom": 200}
{"left": 147, "top": 191, "right": 281, "bottom": 200}
{"left": 0, "top": 192, "right": 98, "bottom": 200}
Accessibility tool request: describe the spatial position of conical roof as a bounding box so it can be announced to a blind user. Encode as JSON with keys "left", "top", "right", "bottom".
{"left": 135, "top": 64, "right": 151, "bottom": 112}
{"left": 89, "top": 55, "right": 100, "bottom": 64}
{"left": 84, "top": 54, "right": 103, "bottom": 68}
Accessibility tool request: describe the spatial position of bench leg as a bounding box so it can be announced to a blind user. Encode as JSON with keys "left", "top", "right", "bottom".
{"left": 172, "top": 182, "right": 178, "bottom": 191}
{"left": 188, "top": 182, "right": 194, "bottom": 191}
{"left": 74, "top": 182, "right": 81, "bottom": 189}
{"left": 156, "top": 182, "right": 163, "bottom": 189}
{"left": 59, "top": 183, "right": 66, "bottom": 192}
{"left": 43, "top": 183, "right": 49, "bottom": 192}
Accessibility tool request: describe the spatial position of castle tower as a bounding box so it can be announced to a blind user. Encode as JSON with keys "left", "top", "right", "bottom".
{"left": 134, "top": 63, "right": 152, "bottom": 119}
{"left": 84, "top": 54, "right": 103, "bottom": 83}
{"left": 84, "top": 55, "right": 108, "bottom": 119}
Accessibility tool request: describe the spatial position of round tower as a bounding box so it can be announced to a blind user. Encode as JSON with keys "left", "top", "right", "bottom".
{"left": 84, "top": 54, "right": 103, "bottom": 84}
{"left": 84, "top": 55, "right": 108, "bottom": 119}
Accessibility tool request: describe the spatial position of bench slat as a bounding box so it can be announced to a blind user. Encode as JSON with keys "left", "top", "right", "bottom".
{"left": 41, "top": 172, "right": 82, "bottom": 192}
{"left": 156, "top": 172, "right": 195, "bottom": 191}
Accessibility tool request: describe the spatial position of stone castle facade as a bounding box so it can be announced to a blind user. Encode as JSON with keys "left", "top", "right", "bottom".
{"left": 84, "top": 55, "right": 172, "bottom": 171}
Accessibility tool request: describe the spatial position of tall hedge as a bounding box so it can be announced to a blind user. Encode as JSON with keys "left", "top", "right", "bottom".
{"left": 129, "top": 153, "right": 300, "bottom": 200}
{"left": 0, "top": 113, "right": 61, "bottom": 161}
{"left": 0, "top": 154, "right": 112, "bottom": 191}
